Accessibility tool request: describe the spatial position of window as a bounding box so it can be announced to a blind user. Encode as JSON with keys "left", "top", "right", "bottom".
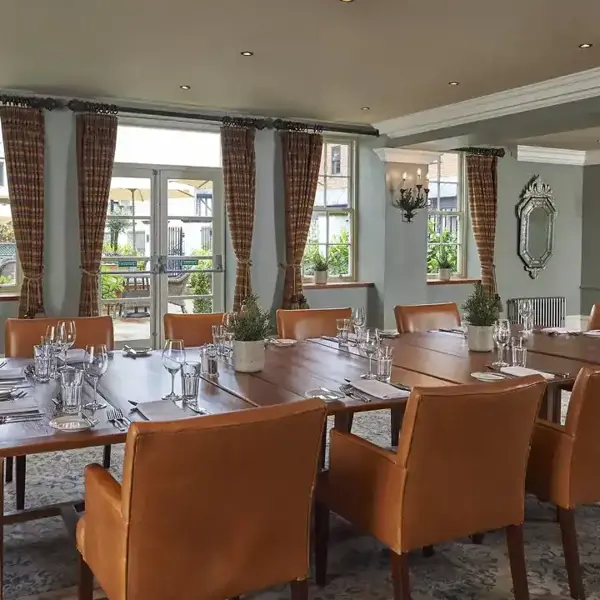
{"left": 303, "top": 139, "right": 355, "bottom": 280}
{"left": 0, "top": 128, "right": 19, "bottom": 294}
{"left": 427, "top": 152, "right": 466, "bottom": 278}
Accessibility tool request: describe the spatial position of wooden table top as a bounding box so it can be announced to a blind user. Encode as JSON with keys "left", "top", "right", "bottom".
{"left": 3, "top": 328, "right": 599, "bottom": 459}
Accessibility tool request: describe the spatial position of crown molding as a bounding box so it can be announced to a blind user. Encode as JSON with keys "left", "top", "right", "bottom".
{"left": 373, "top": 147, "right": 442, "bottom": 165}
{"left": 375, "top": 67, "right": 600, "bottom": 139}
{"left": 516, "top": 145, "right": 587, "bottom": 166}
{"left": 584, "top": 150, "right": 600, "bottom": 165}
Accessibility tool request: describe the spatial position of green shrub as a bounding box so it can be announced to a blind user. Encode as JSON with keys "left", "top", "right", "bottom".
{"left": 189, "top": 248, "right": 212, "bottom": 313}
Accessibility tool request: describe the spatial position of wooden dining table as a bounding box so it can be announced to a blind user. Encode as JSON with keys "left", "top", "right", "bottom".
{"left": 0, "top": 328, "right": 599, "bottom": 598}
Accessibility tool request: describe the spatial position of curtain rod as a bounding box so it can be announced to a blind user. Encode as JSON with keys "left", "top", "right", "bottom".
{"left": 0, "top": 93, "right": 379, "bottom": 137}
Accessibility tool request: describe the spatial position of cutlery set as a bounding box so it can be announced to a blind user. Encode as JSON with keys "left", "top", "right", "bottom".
{"left": 107, "top": 408, "right": 130, "bottom": 431}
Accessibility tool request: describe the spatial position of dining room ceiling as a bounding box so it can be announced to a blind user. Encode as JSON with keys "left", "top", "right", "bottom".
{"left": 1, "top": 0, "right": 600, "bottom": 124}
{"left": 515, "top": 126, "right": 600, "bottom": 151}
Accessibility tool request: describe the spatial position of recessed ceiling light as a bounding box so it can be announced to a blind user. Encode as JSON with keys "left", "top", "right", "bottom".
{"left": 241, "top": 51, "right": 254, "bottom": 56}
{"left": 579, "top": 43, "right": 593, "bottom": 49}
{"left": 361, "top": 106, "right": 370, "bottom": 111}
{"left": 179, "top": 84, "right": 191, "bottom": 90}
{"left": 448, "top": 81, "right": 460, "bottom": 86}
{"left": 340, "top": 0, "right": 354, "bottom": 3}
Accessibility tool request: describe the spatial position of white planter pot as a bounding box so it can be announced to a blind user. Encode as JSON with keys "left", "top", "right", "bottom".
{"left": 438, "top": 268, "right": 452, "bottom": 281}
{"left": 314, "top": 270, "right": 328, "bottom": 285}
{"left": 233, "top": 340, "right": 265, "bottom": 373}
{"left": 467, "top": 325, "right": 495, "bottom": 352}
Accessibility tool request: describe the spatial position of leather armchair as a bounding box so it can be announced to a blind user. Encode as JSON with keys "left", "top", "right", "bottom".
{"left": 77, "top": 398, "right": 327, "bottom": 600}
{"left": 526, "top": 366, "right": 600, "bottom": 600}
{"left": 276, "top": 308, "right": 351, "bottom": 340}
{"left": 5, "top": 316, "right": 114, "bottom": 358}
{"left": 315, "top": 376, "right": 546, "bottom": 600}
{"left": 587, "top": 304, "right": 600, "bottom": 330}
{"left": 4, "top": 315, "right": 114, "bottom": 511}
{"left": 394, "top": 302, "right": 460, "bottom": 333}
{"left": 163, "top": 313, "right": 224, "bottom": 347}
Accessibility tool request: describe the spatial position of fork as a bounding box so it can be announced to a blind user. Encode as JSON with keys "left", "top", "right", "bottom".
{"left": 107, "top": 409, "right": 126, "bottom": 432}
{"left": 113, "top": 407, "right": 131, "bottom": 428}
{"left": 339, "top": 383, "right": 371, "bottom": 403}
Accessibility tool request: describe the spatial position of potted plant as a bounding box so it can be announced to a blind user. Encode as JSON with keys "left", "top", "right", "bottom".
{"left": 461, "top": 283, "right": 500, "bottom": 352}
{"left": 229, "top": 294, "right": 271, "bottom": 372}
{"left": 312, "top": 254, "right": 329, "bottom": 285}
{"left": 437, "top": 247, "right": 453, "bottom": 281}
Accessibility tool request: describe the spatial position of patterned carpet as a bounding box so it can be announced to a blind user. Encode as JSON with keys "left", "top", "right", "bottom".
{"left": 5, "top": 399, "right": 600, "bottom": 600}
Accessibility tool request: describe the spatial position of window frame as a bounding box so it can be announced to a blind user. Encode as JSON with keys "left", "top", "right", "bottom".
{"left": 303, "top": 136, "right": 357, "bottom": 282}
{"left": 426, "top": 152, "right": 467, "bottom": 279}
{"left": 0, "top": 199, "right": 21, "bottom": 296}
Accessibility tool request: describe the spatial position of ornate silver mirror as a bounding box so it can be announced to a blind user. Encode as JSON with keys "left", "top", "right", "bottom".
{"left": 516, "top": 175, "right": 556, "bottom": 279}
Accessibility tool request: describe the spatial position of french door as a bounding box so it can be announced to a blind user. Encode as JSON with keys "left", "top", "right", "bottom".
{"left": 100, "top": 164, "right": 224, "bottom": 349}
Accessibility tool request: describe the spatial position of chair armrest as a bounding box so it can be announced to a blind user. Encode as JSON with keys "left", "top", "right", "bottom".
{"left": 78, "top": 464, "right": 127, "bottom": 599}
{"left": 326, "top": 431, "right": 405, "bottom": 551}
{"left": 527, "top": 419, "right": 574, "bottom": 507}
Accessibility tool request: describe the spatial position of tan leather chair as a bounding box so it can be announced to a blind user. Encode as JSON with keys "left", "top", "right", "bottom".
{"left": 587, "top": 304, "right": 600, "bottom": 330}
{"left": 5, "top": 316, "right": 114, "bottom": 358}
{"left": 77, "top": 399, "right": 327, "bottom": 600}
{"left": 163, "top": 313, "right": 224, "bottom": 347}
{"left": 276, "top": 308, "right": 352, "bottom": 340}
{"left": 315, "top": 376, "right": 546, "bottom": 600}
{"left": 394, "top": 302, "right": 460, "bottom": 333}
{"left": 526, "top": 367, "right": 600, "bottom": 600}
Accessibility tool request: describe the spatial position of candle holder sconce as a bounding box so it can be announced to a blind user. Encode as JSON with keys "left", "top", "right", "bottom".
{"left": 390, "top": 168, "right": 430, "bottom": 223}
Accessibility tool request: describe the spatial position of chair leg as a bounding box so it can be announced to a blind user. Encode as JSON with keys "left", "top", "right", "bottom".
{"left": 390, "top": 551, "right": 411, "bottom": 600}
{"left": 471, "top": 533, "right": 485, "bottom": 544}
{"left": 390, "top": 406, "right": 404, "bottom": 447}
{"left": 558, "top": 507, "right": 586, "bottom": 600}
{"left": 5, "top": 457, "right": 13, "bottom": 483}
{"left": 16, "top": 456, "right": 26, "bottom": 510}
{"left": 422, "top": 545, "right": 435, "bottom": 558}
{"left": 290, "top": 579, "right": 308, "bottom": 600}
{"left": 506, "top": 524, "right": 530, "bottom": 600}
{"left": 103, "top": 445, "right": 112, "bottom": 469}
{"left": 78, "top": 554, "right": 94, "bottom": 600}
{"left": 314, "top": 502, "right": 329, "bottom": 587}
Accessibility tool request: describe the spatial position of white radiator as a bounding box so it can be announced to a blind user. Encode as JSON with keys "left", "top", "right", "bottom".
{"left": 506, "top": 297, "right": 566, "bottom": 328}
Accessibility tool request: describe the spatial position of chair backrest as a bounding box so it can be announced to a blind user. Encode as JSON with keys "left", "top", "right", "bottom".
{"left": 163, "top": 313, "right": 224, "bottom": 347}
{"left": 394, "top": 302, "right": 460, "bottom": 333}
{"left": 121, "top": 399, "right": 327, "bottom": 600}
{"left": 558, "top": 366, "right": 600, "bottom": 505}
{"left": 588, "top": 304, "right": 600, "bottom": 330}
{"left": 395, "top": 376, "right": 546, "bottom": 550}
{"left": 276, "top": 308, "right": 352, "bottom": 340}
{"left": 5, "top": 316, "right": 114, "bottom": 357}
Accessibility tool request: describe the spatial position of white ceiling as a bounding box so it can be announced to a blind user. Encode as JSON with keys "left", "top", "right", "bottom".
{"left": 516, "top": 127, "right": 600, "bottom": 151}
{"left": 1, "top": 0, "right": 600, "bottom": 124}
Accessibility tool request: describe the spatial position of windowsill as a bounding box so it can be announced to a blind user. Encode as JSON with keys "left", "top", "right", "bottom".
{"left": 0, "top": 294, "right": 19, "bottom": 302}
{"left": 427, "top": 277, "right": 480, "bottom": 286}
{"left": 303, "top": 281, "right": 374, "bottom": 290}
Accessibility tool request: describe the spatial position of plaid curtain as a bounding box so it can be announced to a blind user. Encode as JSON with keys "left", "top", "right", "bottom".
{"left": 466, "top": 154, "right": 500, "bottom": 298}
{"left": 77, "top": 113, "right": 117, "bottom": 317}
{"left": 281, "top": 131, "right": 323, "bottom": 308}
{"left": 0, "top": 107, "right": 45, "bottom": 318}
{"left": 221, "top": 125, "right": 256, "bottom": 312}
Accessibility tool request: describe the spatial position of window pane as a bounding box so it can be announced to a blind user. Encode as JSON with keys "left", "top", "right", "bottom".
{"left": 0, "top": 127, "right": 17, "bottom": 290}
{"left": 302, "top": 244, "right": 327, "bottom": 276}
{"left": 328, "top": 245, "right": 351, "bottom": 277}
{"left": 108, "top": 177, "right": 151, "bottom": 217}
{"left": 115, "top": 126, "right": 221, "bottom": 167}
{"left": 428, "top": 214, "right": 460, "bottom": 244}
{"left": 327, "top": 213, "right": 351, "bottom": 244}
{"left": 167, "top": 220, "right": 213, "bottom": 259}
{"left": 439, "top": 153, "right": 459, "bottom": 182}
{"left": 315, "top": 176, "right": 325, "bottom": 207}
{"left": 168, "top": 179, "right": 213, "bottom": 216}
{"left": 326, "top": 143, "right": 349, "bottom": 176}
{"left": 325, "top": 177, "right": 350, "bottom": 208}
{"left": 427, "top": 181, "right": 440, "bottom": 211}
{"left": 103, "top": 218, "right": 149, "bottom": 262}
{"left": 306, "top": 214, "right": 327, "bottom": 245}
{"left": 438, "top": 182, "right": 458, "bottom": 211}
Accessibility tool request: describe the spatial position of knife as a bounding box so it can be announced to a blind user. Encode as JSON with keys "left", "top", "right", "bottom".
{"left": 123, "top": 345, "right": 137, "bottom": 359}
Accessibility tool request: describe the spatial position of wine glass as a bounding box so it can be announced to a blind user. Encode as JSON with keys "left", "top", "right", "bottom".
{"left": 520, "top": 300, "right": 534, "bottom": 335}
{"left": 352, "top": 307, "right": 366, "bottom": 341}
{"left": 44, "top": 325, "right": 61, "bottom": 378}
{"left": 359, "top": 328, "right": 379, "bottom": 379}
{"left": 162, "top": 339, "right": 186, "bottom": 401}
{"left": 222, "top": 313, "right": 233, "bottom": 330}
{"left": 82, "top": 344, "right": 108, "bottom": 410}
{"left": 492, "top": 319, "right": 511, "bottom": 367}
{"left": 57, "top": 320, "right": 77, "bottom": 366}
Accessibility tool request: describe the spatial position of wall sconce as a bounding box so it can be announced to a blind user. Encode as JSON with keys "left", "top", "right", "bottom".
{"left": 391, "top": 169, "right": 430, "bottom": 222}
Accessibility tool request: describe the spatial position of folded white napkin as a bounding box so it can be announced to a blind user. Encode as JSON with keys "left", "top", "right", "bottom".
{"left": 0, "top": 368, "right": 25, "bottom": 380}
{"left": 350, "top": 379, "right": 409, "bottom": 400}
{"left": 378, "top": 329, "right": 399, "bottom": 338}
{"left": 583, "top": 330, "right": 600, "bottom": 337}
{"left": 540, "top": 327, "right": 576, "bottom": 335}
{"left": 500, "top": 366, "right": 555, "bottom": 380}
{"left": 0, "top": 397, "right": 39, "bottom": 415}
{"left": 136, "top": 400, "right": 197, "bottom": 422}
{"left": 60, "top": 348, "right": 86, "bottom": 364}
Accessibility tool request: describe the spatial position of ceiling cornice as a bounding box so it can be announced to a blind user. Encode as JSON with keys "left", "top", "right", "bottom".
{"left": 516, "top": 145, "right": 587, "bottom": 166}
{"left": 373, "top": 147, "right": 442, "bottom": 165}
{"left": 584, "top": 150, "right": 600, "bottom": 165}
{"left": 375, "top": 67, "right": 600, "bottom": 139}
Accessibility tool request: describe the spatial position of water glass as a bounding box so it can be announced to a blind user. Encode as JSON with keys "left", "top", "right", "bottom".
{"left": 377, "top": 345, "right": 393, "bottom": 383}
{"left": 33, "top": 344, "right": 52, "bottom": 383}
{"left": 223, "top": 331, "right": 234, "bottom": 358}
{"left": 56, "top": 320, "right": 77, "bottom": 366}
{"left": 212, "top": 325, "right": 225, "bottom": 356}
{"left": 336, "top": 318, "right": 351, "bottom": 346}
{"left": 60, "top": 367, "right": 84, "bottom": 415}
{"left": 520, "top": 300, "right": 534, "bottom": 336}
{"left": 181, "top": 361, "right": 202, "bottom": 404}
{"left": 512, "top": 344, "right": 528, "bottom": 367}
